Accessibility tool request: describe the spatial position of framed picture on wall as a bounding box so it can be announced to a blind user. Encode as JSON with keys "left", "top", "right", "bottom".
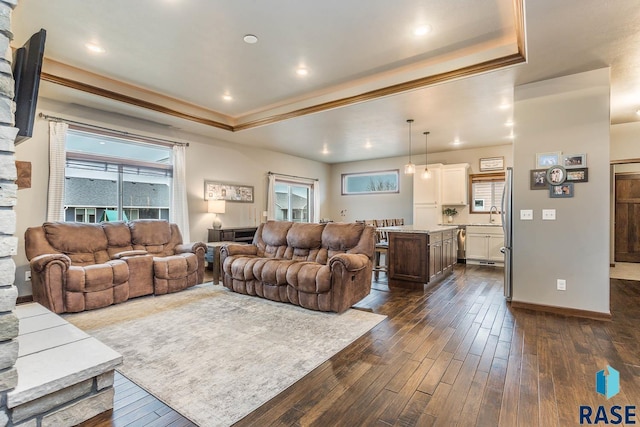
{"left": 536, "top": 151, "right": 562, "bottom": 168}
{"left": 545, "top": 165, "right": 567, "bottom": 185}
{"left": 204, "top": 181, "right": 254, "bottom": 203}
{"left": 550, "top": 182, "right": 574, "bottom": 198}
{"left": 530, "top": 169, "right": 548, "bottom": 190}
{"left": 565, "top": 168, "right": 588, "bottom": 182}
{"left": 562, "top": 153, "right": 587, "bottom": 169}
{"left": 479, "top": 156, "right": 505, "bottom": 171}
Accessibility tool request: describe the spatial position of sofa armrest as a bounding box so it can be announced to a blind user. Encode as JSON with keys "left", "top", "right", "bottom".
{"left": 329, "top": 253, "right": 369, "bottom": 272}
{"left": 30, "top": 253, "right": 71, "bottom": 272}
{"left": 29, "top": 254, "right": 72, "bottom": 314}
{"left": 220, "top": 244, "right": 257, "bottom": 258}
{"left": 175, "top": 241, "right": 207, "bottom": 254}
{"left": 112, "top": 250, "right": 148, "bottom": 259}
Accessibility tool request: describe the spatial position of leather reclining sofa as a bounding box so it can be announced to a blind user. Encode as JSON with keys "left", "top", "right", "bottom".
{"left": 220, "top": 221, "right": 375, "bottom": 313}
{"left": 25, "top": 219, "right": 207, "bottom": 313}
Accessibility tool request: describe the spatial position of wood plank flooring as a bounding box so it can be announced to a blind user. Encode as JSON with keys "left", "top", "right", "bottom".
{"left": 81, "top": 265, "right": 640, "bottom": 426}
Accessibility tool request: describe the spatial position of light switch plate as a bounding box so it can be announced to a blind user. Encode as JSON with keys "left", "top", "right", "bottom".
{"left": 520, "top": 209, "right": 533, "bottom": 220}
{"left": 542, "top": 209, "right": 556, "bottom": 220}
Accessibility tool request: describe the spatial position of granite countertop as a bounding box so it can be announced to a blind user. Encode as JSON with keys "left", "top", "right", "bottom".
{"left": 378, "top": 225, "right": 459, "bottom": 234}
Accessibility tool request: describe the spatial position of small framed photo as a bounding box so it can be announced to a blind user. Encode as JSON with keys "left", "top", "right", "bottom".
{"left": 565, "top": 168, "right": 588, "bottom": 183}
{"left": 562, "top": 153, "right": 587, "bottom": 169}
{"left": 530, "top": 169, "right": 548, "bottom": 190}
{"left": 536, "top": 151, "right": 562, "bottom": 168}
{"left": 546, "top": 165, "right": 567, "bottom": 185}
{"left": 479, "top": 156, "right": 504, "bottom": 171}
{"left": 550, "top": 182, "right": 574, "bottom": 198}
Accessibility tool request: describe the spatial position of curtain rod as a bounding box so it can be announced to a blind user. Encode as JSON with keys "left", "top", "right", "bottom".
{"left": 38, "top": 112, "right": 189, "bottom": 147}
{"left": 268, "top": 171, "right": 318, "bottom": 181}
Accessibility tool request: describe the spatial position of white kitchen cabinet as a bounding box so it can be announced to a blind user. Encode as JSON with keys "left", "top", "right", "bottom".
{"left": 413, "top": 164, "right": 442, "bottom": 204}
{"left": 441, "top": 164, "right": 469, "bottom": 205}
{"left": 413, "top": 203, "right": 440, "bottom": 229}
{"left": 465, "top": 225, "right": 504, "bottom": 265}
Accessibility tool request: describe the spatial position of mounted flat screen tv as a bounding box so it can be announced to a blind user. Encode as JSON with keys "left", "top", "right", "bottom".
{"left": 12, "top": 28, "right": 46, "bottom": 144}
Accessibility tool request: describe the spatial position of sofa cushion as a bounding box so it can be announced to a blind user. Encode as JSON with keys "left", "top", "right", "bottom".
{"left": 322, "top": 222, "right": 368, "bottom": 258}
{"left": 102, "top": 222, "right": 134, "bottom": 258}
{"left": 256, "top": 221, "right": 293, "bottom": 258}
{"left": 130, "top": 219, "right": 172, "bottom": 246}
{"left": 43, "top": 222, "right": 110, "bottom": 265}
{"left": 253, "top": 258, "right": 299, "bottom": 285}
{"left": 285, "top": 262, "right": 331, "bottom": 293}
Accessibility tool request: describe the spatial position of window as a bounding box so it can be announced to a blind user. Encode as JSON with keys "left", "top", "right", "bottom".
{"left": 469, "top": 173, "right": 505, "bottom": 213}
{"left": 64, "top": 129, "right": 172, "bottom": 223}
{"left": 274, "top": 181, "right": 312, "bottom": 222}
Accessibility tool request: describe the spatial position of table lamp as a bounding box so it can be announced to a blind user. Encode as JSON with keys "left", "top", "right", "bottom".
{"left": 208, "top": 200, "right": 226, "bottom": 229}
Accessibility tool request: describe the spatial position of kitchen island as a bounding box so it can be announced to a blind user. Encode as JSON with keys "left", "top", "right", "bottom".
{"left": 379, "top": 225, "right": 458, "bottom": 289}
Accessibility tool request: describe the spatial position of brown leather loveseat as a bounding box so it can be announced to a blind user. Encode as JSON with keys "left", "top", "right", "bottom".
{"left": 25, "top": 219, "right": 207, "bottom": 313}
{"left": 220, "top": 221, "right": 375, "bottom": 313}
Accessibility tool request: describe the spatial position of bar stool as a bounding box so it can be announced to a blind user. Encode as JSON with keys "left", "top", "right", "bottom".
{"left": 373, "top": 228, "right": 388, "bottom": 280}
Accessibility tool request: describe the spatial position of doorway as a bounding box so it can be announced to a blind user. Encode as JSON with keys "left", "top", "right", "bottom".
{"left": 611, "top": 163, "right": 640, "bottom": 280}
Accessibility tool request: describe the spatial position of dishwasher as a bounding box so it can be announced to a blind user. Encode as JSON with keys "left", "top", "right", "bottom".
{"left": 456, "top": 226, "right": 466, "bottom": 263}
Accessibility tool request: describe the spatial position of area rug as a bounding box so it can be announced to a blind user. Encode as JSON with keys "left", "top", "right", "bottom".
{"left": 64, "top": 284, "right": 386, "bottom": 426}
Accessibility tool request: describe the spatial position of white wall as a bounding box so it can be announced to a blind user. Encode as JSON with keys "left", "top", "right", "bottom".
{"left": 14, "top": 99, "right": 330, "bottom": 296}
{"left": 329, "top": 144, "right": 513, "bottom": 224}
{"left": 611, "top": 121, "right": 640, "bottom": 161}
{"left": 512, "top": 68, "right": 610, "bottom": 314}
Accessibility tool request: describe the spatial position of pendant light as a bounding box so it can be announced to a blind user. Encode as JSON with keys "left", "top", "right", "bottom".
{"left": 422, "top": 131, "right": 431, "bottom": 179}
{"left": 404, "top": 119, "right": 415, "bottom": 174}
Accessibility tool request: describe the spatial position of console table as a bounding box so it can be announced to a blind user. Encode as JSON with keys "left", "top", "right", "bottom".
{"left": 208, "top": 226, "right": 258, "bottom": 243}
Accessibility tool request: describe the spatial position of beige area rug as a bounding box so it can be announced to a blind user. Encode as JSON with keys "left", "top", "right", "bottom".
{"left": 64, "top": 284, "right": 386, "bottom": 426}
{"left": 611, "top": 262, "right": 640, "bottom": 281}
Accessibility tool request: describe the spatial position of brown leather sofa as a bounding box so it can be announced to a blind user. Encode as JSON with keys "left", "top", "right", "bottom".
{"left": 220, "top": 221, "right": 375, "bottom": 313}
{"left": 25, "top": 220, "right": 207, "bottom": 313}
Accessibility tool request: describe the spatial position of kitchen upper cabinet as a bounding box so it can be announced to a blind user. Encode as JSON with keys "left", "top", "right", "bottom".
{"left": 413, "top": 164, "right": 442, "bottom": 204}
{"left": 441, "top": 164, "right": 469, "bottom": 205}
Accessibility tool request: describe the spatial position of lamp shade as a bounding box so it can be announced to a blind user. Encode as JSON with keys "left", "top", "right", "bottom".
{"left": 208, "top": 200, "right": 226, "bottom": 214}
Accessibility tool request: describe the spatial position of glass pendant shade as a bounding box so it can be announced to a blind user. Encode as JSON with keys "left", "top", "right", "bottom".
{"left": 422, "top": 131, "right": 431, "bottom": 179}
{"left": 404, "top": 119, "right": 415, "bottom": 175}
{"left": 404, "top": 162, "right": 416, "bottom": 174}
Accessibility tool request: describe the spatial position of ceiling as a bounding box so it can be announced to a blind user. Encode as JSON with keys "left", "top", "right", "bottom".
{"left": 11, "top": 0, "right": 640, "bottom": 163}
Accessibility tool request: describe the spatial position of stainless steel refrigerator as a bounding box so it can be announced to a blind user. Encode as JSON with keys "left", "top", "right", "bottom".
{"left": 501, "top": 167, "right": 513, "bottom": 300}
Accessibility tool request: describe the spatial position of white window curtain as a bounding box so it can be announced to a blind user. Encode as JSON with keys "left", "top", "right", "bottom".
{"left": 47, "top": 121, "right": 68, "bottom": 221}
{"left": 312, "top": 180, "right": 320, "bottom": 223}
{"left": 170, "top": 144, "right": 191, "bottom": 242}
{"left": 266, "top": 174, "right": 276, "bottom": 221}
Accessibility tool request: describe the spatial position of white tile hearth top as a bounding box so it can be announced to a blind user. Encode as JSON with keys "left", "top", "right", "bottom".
{"left": 7, "top": 303, "right": 123, "bottom": 408}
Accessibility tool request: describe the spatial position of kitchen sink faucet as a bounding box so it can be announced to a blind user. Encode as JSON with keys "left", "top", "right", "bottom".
{"left": 489, "top": 206, "right": 499, "bottom": 223}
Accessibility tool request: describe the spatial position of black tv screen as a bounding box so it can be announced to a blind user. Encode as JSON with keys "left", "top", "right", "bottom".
{"left": 12, "top": 28, "right": 46, "bottom": 143}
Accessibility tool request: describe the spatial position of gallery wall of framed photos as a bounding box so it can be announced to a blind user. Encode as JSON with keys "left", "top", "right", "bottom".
{"left": 530, "top": 152, "right": 588, "bottom": 198}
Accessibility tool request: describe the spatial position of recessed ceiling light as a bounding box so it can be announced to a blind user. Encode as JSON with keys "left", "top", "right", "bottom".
{"left": 365, "top": 141, "right": 372, "bottom": 149}
{"left": 499, "top": 103, "right": 511, "bottom": 110}
{"left": 505, "top": 120, "right": 514, "bottom": 127}
{"left": 322, "top": 144, "right": 329, "bottom": 155}
{"left": 222, "top": 94, "right": 233, "bottom": 101}
{"left": 296, "top": 67, "right": 309, "bottom": 76}
{"left": 636, "top": 109, "right": 640, "bottom": 116}
{"left": 452, "top": 138, "right": 461, "bottom": 146}
{"left": 85, "top": 43, "right": 105, "bottom": 54}
{"left": 243, "top": 34, "right": 258, "bottom": 44}
{"left": 413, "top": 25, "right": 432, "bottom": 36}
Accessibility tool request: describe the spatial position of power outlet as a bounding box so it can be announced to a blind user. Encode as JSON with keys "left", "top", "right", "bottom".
{"left": 557, "top": 279, "right": 566, "bottom": 291}
{"left": 25, "top": 270, "right": 31, "bottom": 281}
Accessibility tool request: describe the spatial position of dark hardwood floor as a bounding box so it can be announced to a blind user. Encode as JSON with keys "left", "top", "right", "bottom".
{"left": 81, "top": 265, "right": 640, "bottom": 426}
